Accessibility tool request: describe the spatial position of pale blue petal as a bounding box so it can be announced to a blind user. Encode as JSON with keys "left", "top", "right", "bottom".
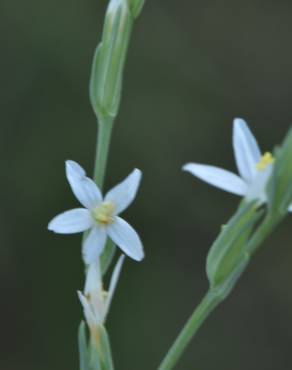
{"left": 48, "top": 208, "right": 92, "bottom": 234}
{"left": 83, "top": 226, "right": 107, "bottom": 264}
{"left": 246, "top": 166, "right": 272, "bottom": 202}
{"left": 288, "top": 204, "right": 292, "bottom": 212}
{"left": 66, "top": 160, "right": 103, "bottom": 209}
{"left": 66, "top": 160, "right": 86, "bottom": 177}
{"left": 107, "top": 217, "right": 144, "bottom": 261}
{"left": 233, "top": 118, "right": 261, "bottom": 182}
{"left": 105, "top": 255, "right": 125, "bottom": 317}
{"left": 183, "top": 163, "right": 248, "bottom": 196}
{"left": 105, "top": 169, "right": 142, "bottom": 215}
{"left": 84, "top": 261, "right": 102, "bottom": 295}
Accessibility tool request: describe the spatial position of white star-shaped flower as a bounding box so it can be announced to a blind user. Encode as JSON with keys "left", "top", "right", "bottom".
{"left": 48, "top": 161, "right": 144, "bottom": 263}
{"left": 78, "top": 256, "right": 124, "bottom": 332}
{"left": 183, "top": 118, "right": 292, "bottom": 210}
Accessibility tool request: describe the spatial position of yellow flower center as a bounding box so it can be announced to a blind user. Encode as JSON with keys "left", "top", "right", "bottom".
{"left": 256, "top": 152, "right": 274, "bottom": 171}
{"left": 92, "top": 201, "right": 115, "bottom": 225}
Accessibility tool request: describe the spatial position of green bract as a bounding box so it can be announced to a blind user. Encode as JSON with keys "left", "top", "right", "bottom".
{"left": 207, "top": 200, "right": 262, "bottom": 290}
{"left": 89, "top": 325, "right": 114, "bottom": 370}
{"left": 267, "top": 128, "right": 292, "bottom": 216}
{"left": 78, "top": 321, "right": 90, "bottom": 370}
{"left": 79, "top": 322, "right": 114, "bottom": 370}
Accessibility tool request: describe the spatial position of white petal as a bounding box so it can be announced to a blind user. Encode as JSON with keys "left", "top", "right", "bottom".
{"left": 48, "top": 209, "right": 92, "bottom": 234}
{"left": 105, "top": 169, "right": 142, "bottom": 214}
{"left": 66, "top": 160, "right": 86, "bottom": 176}
{"left": 246, "top": 166, "right": 272, "bottom": 202}
{"left": 107, "top": 217, "right": 144, "bottom": 261}
{"left": 183, "top": 163, "right": 248, "bottom": 196}
{"left": 288, "top": 204, "right": 292, "bottom": 212}
{"left": 105, "top": 255, "right": 125, "bottom": 316}
{"left": 66, "top": 160, "right": 103, "bottom": 210}
{"left": 233, "top": 118, "right": 261, "bottom": 182}
{"left": 83, "top": 227, "right": 107, "bottom": 264}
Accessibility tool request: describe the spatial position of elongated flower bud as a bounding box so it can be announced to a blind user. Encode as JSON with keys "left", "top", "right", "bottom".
{"left": 90, "top": 0, "right": 143, "bottom": 120}
{"left": 78, "top": 257, "right": 124, "bottom": 329}
{"left": 267, "top": 128, "right": 292, "bottom": 216}
{"left": 207, "top": 200, "right": 262, "bottom": 295}
{"left": 78, "top": 257, "right": 124, "bottom": 370}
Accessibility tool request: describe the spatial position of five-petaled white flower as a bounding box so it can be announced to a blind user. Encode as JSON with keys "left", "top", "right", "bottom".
{"left": 183, "top": 118, "right": 292, "bottom": 210}
{"left": 78, "top": 256, "right": 124, "bottom": 333}
{"left": 48, "top": 160, "right": 144, "bottom": 263}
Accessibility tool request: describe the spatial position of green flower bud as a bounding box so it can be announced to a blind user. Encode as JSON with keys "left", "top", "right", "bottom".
{"left": 267, "top": 128, "right": 292, "bottom": 216}
{"left": 90, "top": 0, "right": 133, "bottom": 120}
{"left": 207, "top": 200, "right": 263, "bottom": 293}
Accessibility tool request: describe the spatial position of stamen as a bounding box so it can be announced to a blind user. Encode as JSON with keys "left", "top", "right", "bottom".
{"left": 92, "top": 202, "right": 115, "bottom": 225}
{"left": 256, "top": 152, "right": 274, "bottom": 171}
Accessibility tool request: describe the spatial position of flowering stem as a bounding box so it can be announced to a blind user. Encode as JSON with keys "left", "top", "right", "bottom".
{"left": 157, "top": 290, "right": 222, "bottom": 370}
{"left": 78, "top": 1, "right": 145, "bottom": 369}
{"left": 158, "top": 210, "right": 283, "bottom": 370}
{"left": 94, "top": 117, "right": 114, "bottom": 190}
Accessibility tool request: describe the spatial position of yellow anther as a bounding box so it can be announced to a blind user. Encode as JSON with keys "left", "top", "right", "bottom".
{"left": 256, "top": 152, "right": 274, "bottom": 171}
{"left": 92, "top": 201, "right": 115, "bottom": 225}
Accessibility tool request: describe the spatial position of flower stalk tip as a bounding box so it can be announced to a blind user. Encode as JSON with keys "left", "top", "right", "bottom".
{"left": 90, "top": 0, "right": 133, "bottom": 120}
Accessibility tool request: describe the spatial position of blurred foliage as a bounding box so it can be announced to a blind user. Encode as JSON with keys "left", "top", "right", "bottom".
{"left": 1, "top": 0, "right": 292, "bottom": 369}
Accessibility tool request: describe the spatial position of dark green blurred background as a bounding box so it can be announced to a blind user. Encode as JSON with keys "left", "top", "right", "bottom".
{"left": 2, "top": 0, "right": 292, "bottom": 369}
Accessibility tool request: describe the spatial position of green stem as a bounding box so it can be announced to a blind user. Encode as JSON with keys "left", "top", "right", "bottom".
{"left": 94, "top": 117, "right": 114, "bottom": 190}
{"left": 158, "top": 290, "right": 222, "bottom": 370}
{"left": 158, "top": 210, "right": 283, "bottom": 370}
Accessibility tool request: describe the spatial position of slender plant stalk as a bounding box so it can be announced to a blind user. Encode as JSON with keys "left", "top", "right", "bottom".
{"left": 157, "top": 210, "right": 282, "bottom": 370}
{"left": 158, "top": 290, "right": 222, "bottom": 370}
{"left": 93, "top": 117, "right": 114, "bottom": 189}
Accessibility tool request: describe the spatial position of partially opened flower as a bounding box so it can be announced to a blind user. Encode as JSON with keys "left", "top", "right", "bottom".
{"left": 48, "top": 161, "right": 144, "bottom": 263}
{"left": 78, "top": 256, "right": 124, "bottom": 339}
{"left": 183, "top": 118, "right": 289, "bottom": 207}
